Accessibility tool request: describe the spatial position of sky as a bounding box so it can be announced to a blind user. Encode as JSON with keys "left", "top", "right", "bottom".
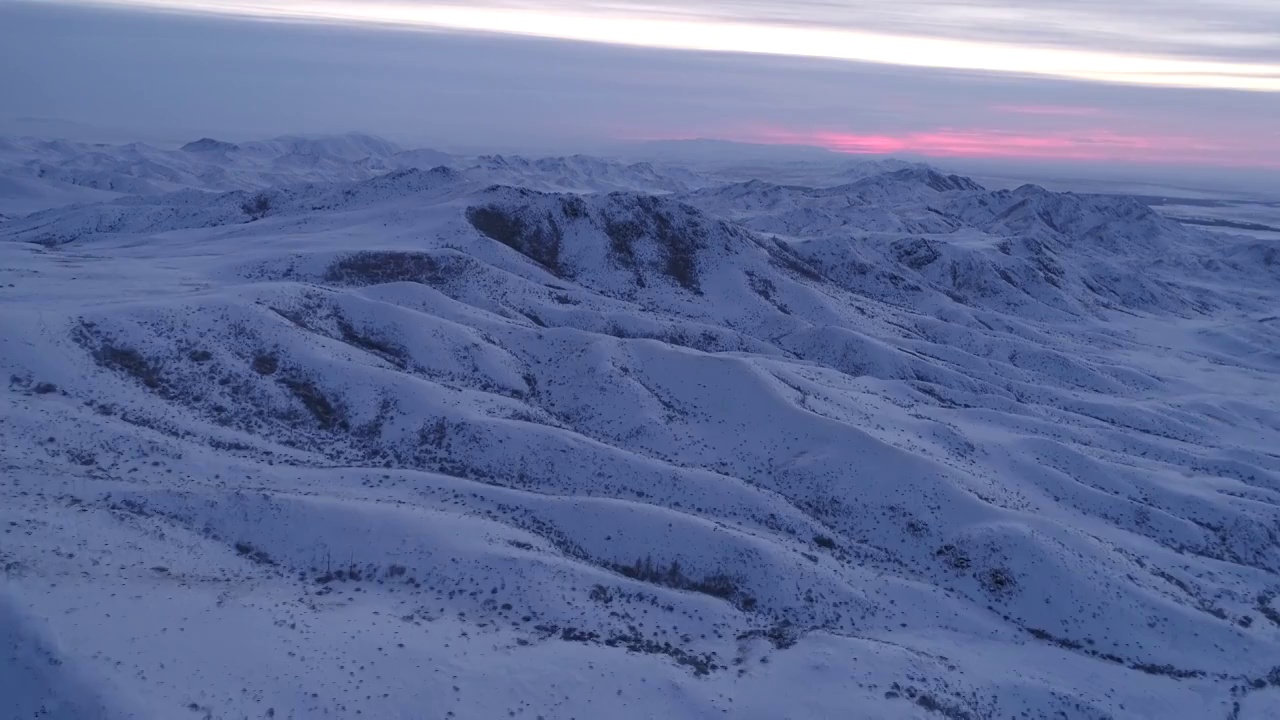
{"left": 2, "top": 0, "right": 1279, "bottom": 174}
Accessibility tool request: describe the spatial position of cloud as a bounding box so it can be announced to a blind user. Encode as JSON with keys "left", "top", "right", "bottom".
{"left": 49, "top": 0, "right": 1280, "bottom": 92}
{"left": 4, "top": 1, "right": 1278, "bottom": 176}
{"left": 993, "top": 105, "right": 1107, "bottom": 117}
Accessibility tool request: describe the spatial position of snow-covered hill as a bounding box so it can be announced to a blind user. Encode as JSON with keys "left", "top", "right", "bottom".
{"left": 3, "top": 137, "right": 1280, "bottom": 720}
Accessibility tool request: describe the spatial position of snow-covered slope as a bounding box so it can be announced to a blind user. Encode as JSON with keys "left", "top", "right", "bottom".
{"left": 3, "top": 141, "right": 1280, "bottom": 720}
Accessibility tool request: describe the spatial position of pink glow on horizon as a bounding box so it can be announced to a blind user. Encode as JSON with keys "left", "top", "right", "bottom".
{"left": 715, "top": 126, "right": 1280, "bottom": 168}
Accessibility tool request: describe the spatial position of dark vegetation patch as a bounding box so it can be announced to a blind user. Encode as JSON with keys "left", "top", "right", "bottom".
{"left": 1148, "top": 567, "right": 1234, "bottom": 621}
{"left": 559, "top": 195, "right": 588, "bottom": 219}
{"left": 1032, "top": 253, "right": 1065, "bottom": 288}
{"left": 467, "top": 205, "right": 563, "bottom": 275}
{"left": 324, "top": 251, "right": 448, "bottom": 286}
{"left": 470, "top": 194, "right": 723, "bottom": 292}
{"left": 267, "top": 306, "right": 313, "bottom": 330}
{"left": 589, "top": 584, "right": 677, "bottom": 613}
{"left": 935, "top": 544, "right": 971, "bottom": 571}
{"left": 251, "top": 354, "right": 279, "bottom": 375}
{"left": 96, "top": 344, "right": 165, "bottom": 390}
{"left": 765, "top": 239, "right": 824, "bottom": 282}
{"left": 31, "top": 232, "right": 80, "bottom": 247}
{"left": 895, "top": 238, "right": 942, "bottom": 270}
{"left": 746, "top": 270, "right": 792, "bottom": 314}
{"left": 533, "top": 623, "right": 721, "bottom": 677}
{"left": 746, "top": 271, "right": 776, "bottom": 300}
{"left": 68, "top": 449, "right": 97, "bottom": 466}
{"left": 603, "top": 218, "right": 642, "bottom": 264}
{"left": 182, "top": 138, "right": 240, "bottom": 153}
{"left": 336, "top": 316, "right": 406, "bottom": 367}
{"left": 75, "top": 322, "right": 169, "bottom": 394}
{"left": 978, "top": 567, "right": 1017, "bottom": 595}
{"left": 374, "top": 417, "right": 518, "bottom": 490}
{"left": 241, "top": 193, "right": 271, "bottom": 221}
{"left": 661, "top": 230, "right": 700, "bottom": 293}
{"left": 280, "top": 377, "right": 347, "bottom": 431}
{"left": 234, "top": 541, "right": 275, "bottom": 566}
{"left": 1023, "top": 626, "right": 1228, "bottom": 682}
{"left": 904, "top": 687, "right": 974, "bottom": 720}
{"left": 612, "top": 555, "right": 756, "bottom": 611}
{"left": 589, "top": 584, "right": 615, "bottom": 605}
{"left": 310, "top": 562, "right": 421, "bottom": 588}
{"left": 597, "top": 321, "right": 748, "bottom": 356}
{"left": 72, "top": 314, "right": 370, "bottom": 458}
{"left": 1256, "top": 592, "right": 1280, "bottom": 628}
{"left": 882, "top": 680, "right": 979, "bottom": 720}
{"left": 208, "top": 438, "right": 256, "bottom": 453}
{"left": 601, "top": 195, "right": 709, "bottom": 293}
{"left": 1127, "top": 661, "right": 1205, "bottom": 680}
{"left": 916, "top": 383, "right": 968, "bottom": 409}
{"left": 737, "top": 620, "right": 801, "bottom": 650}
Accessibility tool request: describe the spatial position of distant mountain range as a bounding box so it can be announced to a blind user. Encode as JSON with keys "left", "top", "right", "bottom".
{"left": 2, "top": 132, "right": 1279, "bottom": 720}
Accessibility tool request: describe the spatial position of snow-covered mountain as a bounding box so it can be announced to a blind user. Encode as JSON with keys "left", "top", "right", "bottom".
{"left": 3, "top": 136, "right": 1280, "bottom": 720}
{"left": 0, "top": 134, "right": 708, "bottom": 218}
{"left": 0, "top": 133, "right": 415, "bottom": 213}
{"left": 463, "top": 154, "right": 705, "bottom": 194}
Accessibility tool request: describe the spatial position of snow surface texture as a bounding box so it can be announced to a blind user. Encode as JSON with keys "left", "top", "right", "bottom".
{"left": 2, "top": 134, "right": 1280, "bottom": 720}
